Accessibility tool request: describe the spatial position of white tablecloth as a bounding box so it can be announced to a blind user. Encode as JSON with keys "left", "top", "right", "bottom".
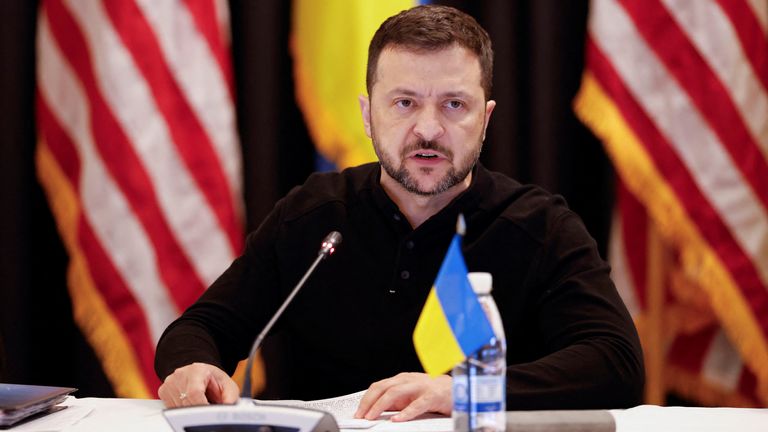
{"left": 12, "top": 397, "right": 768, "bottom": 432}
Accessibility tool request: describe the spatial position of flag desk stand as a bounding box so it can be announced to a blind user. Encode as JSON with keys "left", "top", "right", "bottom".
{"left": 163, "top": 398, "right": 339, "bottom": 432}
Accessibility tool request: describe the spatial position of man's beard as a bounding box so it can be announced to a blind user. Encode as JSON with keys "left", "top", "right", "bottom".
{"left": 372, "top": 133, "right": 483, "bottom": 197}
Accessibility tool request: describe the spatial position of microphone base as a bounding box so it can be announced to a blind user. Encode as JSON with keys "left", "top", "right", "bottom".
{"left": 163, "top": 398, "right": 340, "bottom": 432}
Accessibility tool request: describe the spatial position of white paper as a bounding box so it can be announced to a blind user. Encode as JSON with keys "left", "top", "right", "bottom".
{"left": 366, "top": 413, "right": 452, "bottom": 432}
{"left": 256, "top": 390, "right": 381, "bottom": 428}
{"left": 10, "top": 400, "right": 92, "bottom": 432}
{"left": 255, "top": 392, "right": 454, "bottom": 431}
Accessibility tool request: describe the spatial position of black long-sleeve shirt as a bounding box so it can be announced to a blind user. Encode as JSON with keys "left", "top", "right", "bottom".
{"left": 155, "top": 162, "right": 644, "bottom": 409}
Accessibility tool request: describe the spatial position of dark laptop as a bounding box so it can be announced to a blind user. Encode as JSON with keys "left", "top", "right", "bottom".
{"left": 0, "top": 383, "right": 76, "bottom": 428}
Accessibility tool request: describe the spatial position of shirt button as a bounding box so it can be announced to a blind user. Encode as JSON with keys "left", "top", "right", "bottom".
{"left": 393, "top": 214, "right": 401, "bottom": 221}
{"left": 400, "top": 270, "right": 410, "bottom": 280}
{"left": 405, "top": 240, "right": 415, "bottom": 250}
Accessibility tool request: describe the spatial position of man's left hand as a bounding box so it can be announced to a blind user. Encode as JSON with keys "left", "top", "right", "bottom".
{"left": 353, "top": 372, "right": 452, "bottom": 422}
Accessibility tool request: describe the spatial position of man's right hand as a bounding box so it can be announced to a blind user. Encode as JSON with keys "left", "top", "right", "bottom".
{"left": 158, "top": 362, "right": 240, "bottom": 408}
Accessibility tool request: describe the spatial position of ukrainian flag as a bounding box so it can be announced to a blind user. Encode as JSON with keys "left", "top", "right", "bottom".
{"left": 292, "top": 0, "right": 417, "bottom": 170}
{"left": 413, "top": 234, "right": 495, "bottom": 376}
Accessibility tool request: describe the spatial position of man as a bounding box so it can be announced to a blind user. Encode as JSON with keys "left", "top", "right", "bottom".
{"left": 155, "top": 5, "right": 644, "bottom": 420}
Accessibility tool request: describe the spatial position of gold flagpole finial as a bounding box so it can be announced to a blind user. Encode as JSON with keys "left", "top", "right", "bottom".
{"left": 457, "top": 214, "right": 466, "bottom": 236}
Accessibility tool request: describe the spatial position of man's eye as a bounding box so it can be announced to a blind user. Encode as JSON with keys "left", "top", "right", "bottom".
{"left": 446, "top": 100, "right": 463, "bottom": 109}
{"left": 396, "top": 100, "right": 413, "bottom": 108}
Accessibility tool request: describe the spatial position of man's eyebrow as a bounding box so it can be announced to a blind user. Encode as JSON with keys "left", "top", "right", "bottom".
{"left": 385, "top": 88, "right": 474, "bottom": 99}
{"left": 442, "top": 91, "right": 472, "bottom": 99}
{"left": 386, "top": 88, "right": 420, "bottom": 97}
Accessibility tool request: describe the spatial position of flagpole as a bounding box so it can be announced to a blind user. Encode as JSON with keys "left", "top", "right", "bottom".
{"left": 456, "top": 214, "right": 475, "bottom": 431}
{"left": 644, "top": 220, "right": 667, "bottom": 405}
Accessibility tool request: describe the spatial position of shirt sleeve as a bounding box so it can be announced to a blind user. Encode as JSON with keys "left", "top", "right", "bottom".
{"left": 154, "top": 199, "right": 286, "bottom": 380}
{"left": 505, "top": 209, "right": 645, "bottom": 409}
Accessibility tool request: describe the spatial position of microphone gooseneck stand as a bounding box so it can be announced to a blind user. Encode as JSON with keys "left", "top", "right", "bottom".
{"left": 163, "top": 231, "right": 343, "bottom": 432}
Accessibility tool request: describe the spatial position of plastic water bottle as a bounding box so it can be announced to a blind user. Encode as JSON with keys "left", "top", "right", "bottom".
{"left": 452, "top": 272, "right": 506, "bottom": 432}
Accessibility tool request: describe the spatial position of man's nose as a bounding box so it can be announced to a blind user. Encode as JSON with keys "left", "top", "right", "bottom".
{"left": 413, "top": 106, "right": 445, "bottom": 142}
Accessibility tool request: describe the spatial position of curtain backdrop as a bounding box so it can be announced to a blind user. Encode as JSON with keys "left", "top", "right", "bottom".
{"left": 0, "top": 0, "right": 608, "bottom": 398}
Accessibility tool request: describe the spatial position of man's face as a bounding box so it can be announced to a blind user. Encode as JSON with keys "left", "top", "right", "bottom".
{"left": 360, "top": 44, "right": 496, "bottom": 196}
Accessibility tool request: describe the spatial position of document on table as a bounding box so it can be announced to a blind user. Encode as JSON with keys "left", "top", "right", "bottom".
{"left": 254, "top": 390, "right": 452, "bottom": 431}
{"left": 8, "top": 397, "right": 92, "bottom": 432}
{"left": 255, "top": 390, "right": 375, "bottom": 429}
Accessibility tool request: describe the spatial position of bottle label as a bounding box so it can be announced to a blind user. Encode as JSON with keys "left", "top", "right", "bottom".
{"left": 452, "top": 375, "right": 505, "bottom": 412}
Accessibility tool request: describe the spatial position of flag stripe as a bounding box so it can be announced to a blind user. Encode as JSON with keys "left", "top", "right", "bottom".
{"left": 620, "top": 0, "right": 768, "bottom": 210}
{"left": 181, "top": 0, "right": 235, "bottom": 98}
{"left": 37, "top": 96, "right": 160, "bottom": 392}
{"left": 608, "top": 207, "right": 641, "bottom": 316}
{"left": 668, "top": 326, "right": 719, "bottom": 373}
{"left": 746, "top": 0, "right": 768, "bottom": 34}
{"left": 702, "top": 330, "right": 744, "bottom": 391}
{"left": 412, "top": 289, "right": 466, "bottom": 376}
{"left": 586, "top": 38, "right": 768, "bottom": 337}
{"left": 45, "top": 0, "right": 206, "bottom": 311}
{"left": 433, "top": 236, "right": 496, "bottom": 355}
{"left": 662, "top": 0, "right": 768, "bottom": 158}
{"left": 738, "top": 367, "right": 759, "bottom": 402}
{"left": 132, "top": 0, "right": 243, "bottom": 221}
{"left": 715, "top": 0, "right": 768, "bottom": 92}
{"left": 65, "top": 0, "right": 237, "bottom": 288}
{"left": 104, "top": 0, "right": 243, "bottom": 255}
{"left": 590, "top": 0, "right": 768, "bottom": 293}
{"left": 667, "top": 364, "right": 761, "bottom": 407}
{"left": 618, "top": 180, "right": 648, "bottom": 308}
{"left": 212, "top": 0, "right": 231, "bottom": 47}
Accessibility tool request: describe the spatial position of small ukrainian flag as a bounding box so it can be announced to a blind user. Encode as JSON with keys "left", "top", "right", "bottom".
{"left": 413, "top": 216, "right": 495, "bottom": 375}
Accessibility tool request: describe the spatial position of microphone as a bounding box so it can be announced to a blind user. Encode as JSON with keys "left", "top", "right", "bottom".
{"left": 241, "top": 230, "right": 342, "bottom": 397}
{"left": 163, "top": 231, "right": 343, "bottom": 432}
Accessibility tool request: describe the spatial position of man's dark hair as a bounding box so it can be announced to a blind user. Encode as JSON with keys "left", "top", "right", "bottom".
{"left": 366, "top": 5, "right": 494, "bottom": 99}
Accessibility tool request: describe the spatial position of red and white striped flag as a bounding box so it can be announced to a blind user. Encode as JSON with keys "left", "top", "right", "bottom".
{"left": 576, "top": 0, "right": 768, "bottom": 405}
{"left": 36, "top": 0, "right": 243, "bottom": 398}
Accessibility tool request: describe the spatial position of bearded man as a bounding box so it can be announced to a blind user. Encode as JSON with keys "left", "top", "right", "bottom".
{"left": 155, "top": 5, "right": 644, "bottom": 420}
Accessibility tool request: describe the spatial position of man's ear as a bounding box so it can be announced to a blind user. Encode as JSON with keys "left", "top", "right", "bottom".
{"left": 482, "top": 99, "right": 496, "bottom": 141}
{"left": 359, "top": 94, "right": 372, "bottom": 138}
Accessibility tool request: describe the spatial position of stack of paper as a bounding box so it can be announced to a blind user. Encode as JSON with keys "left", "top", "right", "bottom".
{"left": 0, "top": 383, "right": 75, "bottom": 428}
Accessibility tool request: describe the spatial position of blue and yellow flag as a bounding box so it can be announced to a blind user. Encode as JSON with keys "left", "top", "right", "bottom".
{"left": 413, "top": 234, "right": 495, "bottom": 376}
{"left": 292, "top": 0, "right": 417, "bottom": 170}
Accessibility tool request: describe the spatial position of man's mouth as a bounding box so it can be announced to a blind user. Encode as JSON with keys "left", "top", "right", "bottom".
{"left": 414, "top": 153, "right": 440, "bottom": 159}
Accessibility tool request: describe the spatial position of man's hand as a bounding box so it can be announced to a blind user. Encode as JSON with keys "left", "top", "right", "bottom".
{"left": 158, "top": 362, "right": 240, "bottom": 408}
{"left": 353, "top": 372, "right": 452, "bottom": 422}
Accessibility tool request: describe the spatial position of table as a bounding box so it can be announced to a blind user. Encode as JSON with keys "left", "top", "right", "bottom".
{"left": 12, "top": 397, "right": 768, "bottom": 432}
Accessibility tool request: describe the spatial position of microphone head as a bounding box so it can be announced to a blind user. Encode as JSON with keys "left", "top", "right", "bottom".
{"left": 319, "top": 231, "right": 342, "bottom": 257}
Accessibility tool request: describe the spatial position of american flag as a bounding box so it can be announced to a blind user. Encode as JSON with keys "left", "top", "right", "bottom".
{"left": 36, "top": 0, "right": 243, "bottom": 397}
{"left": 576, "top": 0, "right": 768, "bottom": 405}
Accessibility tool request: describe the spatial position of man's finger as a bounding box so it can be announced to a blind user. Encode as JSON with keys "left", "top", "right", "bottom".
{"left": 185, "top": 387, "right": 211, "bottom": 406}
{"left": 205, "top": 375, "right": 224, "bottom": 404}
{"left": 354, "top": 377, "right": 395, "bottom": 418}
{"left": 159, "top": 377, "right": 187, "bottom": 408}
{"left": 391, "top": 396, "right": 431, "bottom": 422}
{"left": 158, "top": 384, "right": 178, "bottom": 408}
{"left": 362, "top": 382, "right": 418, "bottom": 420}
{"left": 213, "top": 371, "right": 241, "bottom": 404}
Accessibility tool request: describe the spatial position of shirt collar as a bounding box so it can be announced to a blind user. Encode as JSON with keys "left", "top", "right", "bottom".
{"left": 367, "top": 162, "right": 492, "bottom": 229}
